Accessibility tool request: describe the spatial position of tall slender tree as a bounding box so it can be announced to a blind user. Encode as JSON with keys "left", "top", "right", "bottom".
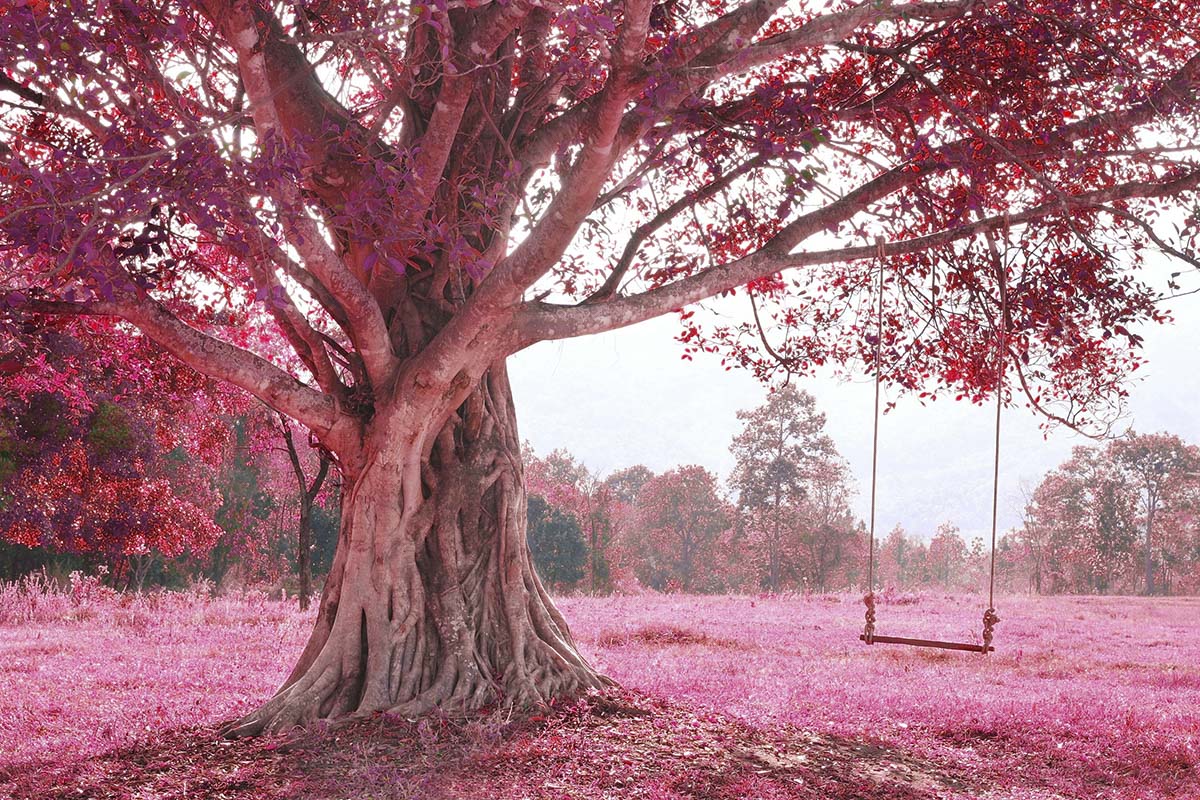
{"left": 3, "top": 0, "right": 1199, "bottom": 733}
{"left": 278, "top": 415, "right": 333, "bottom": 610}
{"left": 729, "top": 385, "right": 845, "bottom": 590}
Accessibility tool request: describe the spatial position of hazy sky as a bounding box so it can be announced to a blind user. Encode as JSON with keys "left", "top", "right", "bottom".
{"left": 509, "top": 278, "right": 1200, "bottom": 543}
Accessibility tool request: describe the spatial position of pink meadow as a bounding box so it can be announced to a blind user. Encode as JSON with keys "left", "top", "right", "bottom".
{"left": 1, "top": 579, "right": 1195, "bottom": 799}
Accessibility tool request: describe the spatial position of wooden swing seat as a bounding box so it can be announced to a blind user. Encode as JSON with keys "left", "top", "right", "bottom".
{"left": 859, "top": 634, "right": 993, "bottom": 653}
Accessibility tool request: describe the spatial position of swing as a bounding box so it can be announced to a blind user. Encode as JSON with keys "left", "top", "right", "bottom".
{"left": 859, "top": 236, "right": 1003, "bottom": 654}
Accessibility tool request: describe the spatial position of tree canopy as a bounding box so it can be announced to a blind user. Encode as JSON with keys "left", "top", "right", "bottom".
{"left": 2, "top": 1, "right": 1197, "bottom": 434}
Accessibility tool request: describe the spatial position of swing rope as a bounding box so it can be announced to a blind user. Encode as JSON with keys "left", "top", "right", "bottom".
{"left": 982, "top": 223, "right": 1008, "bottom": 652}
{"left": 862, "top": 236, "right": 885, "bottom": 645}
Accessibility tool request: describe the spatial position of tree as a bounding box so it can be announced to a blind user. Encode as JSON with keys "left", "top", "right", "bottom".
{"left": 526, "top": 494, "right": 588, "bottom": 588}
{"left": 795, "top": 457, "right": 859, "bottom": 591}
{"left": 1, "top": 436, "right": 223, "bottom": 590}
{"left": 876, "top": 524, "right": 925, "bottom": 590}
{"left": 605, "top": 466, "right": 655, "bottom": 505}
{"left": 524, "top": 448, "right": 591, "bottom": 514}
{"left": 1150, "top": 496, "right": 1200, "bottom": 594}
{"left": 729, "top": 385, "right": 848, "bottom": 590}
{"left": 205, "top": 415, "right": 280, "bottom": 587}
{"left": 3, "top": 0, "right": 1199, "bottom": 732}
{"left": 635, "top": 465, "right": 731, "bottom": 592}
{"left": 1017, "top": 442, "right": 1199, "bottom": 594}
{"left": 926, "top": 523, "right": 968, "bottom": 591}
{"left": 278, "top": 416, "right": 332, "bottom": 609}
{"left": 0, "top": 325, "right": 228, "bottom": 588}
{"left": 525, "top": 447, "right": 618, "bottom": 592}
{"left": 1110, "top": 433, "right": 1200, "bottom": 595}
{"left": 600, "top": 465, "right": 655, "bottom": 591}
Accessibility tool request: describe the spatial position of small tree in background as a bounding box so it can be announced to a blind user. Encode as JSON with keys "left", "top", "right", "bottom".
{"left": 278, "top": 417, "right": 333, "bottom": 610}
{"left": 605, "top": 466, "right": 655, "bottom": 506}
{"left": 635, "top": 466, "right": 731, "bottom": 593}
{"left": 526, "top": 495, "right": 587, "bottom": 589}
{"left": 1019, "top": 439, "right": 1200, "bottom": 594}
{"left": 877, "top": 525, "right": 917, "bottom": 590}
{"left": 206, "top": 416, "right": 278, "bottom": 589}
{"left": 730, "top": 386, "right": 847, "bottom": 591}
{"left": 0, "top": 325, "right": 228, "bottom": 588}
{"left": 794, "top": 457, "right": 858, "bottom": 592}
{"left": 926, "top": 523, "right": 969, "bottom": 591}
{"left": 600, "top": 465, "right": 656, "bottom": 592}
{"left": 525, "top": 447, "right": 614, "bottom": 592}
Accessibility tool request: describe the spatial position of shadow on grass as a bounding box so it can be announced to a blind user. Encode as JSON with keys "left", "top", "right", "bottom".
{"left": 0, "top": 722, "right": 303, "bottom": 800}
{"left": 0, "top": 691, "right": 992, "bottom": 800}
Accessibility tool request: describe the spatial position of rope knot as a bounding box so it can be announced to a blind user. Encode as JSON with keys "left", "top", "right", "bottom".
{"left": 982, "top": 606, "right": 1000, "bottom": 652}
{"left": 862, "top": 592, "right": 877, "bottom": 644}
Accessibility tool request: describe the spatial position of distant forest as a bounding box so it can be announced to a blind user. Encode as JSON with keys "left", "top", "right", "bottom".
{"left": 4, "top": 370, "right": 1198, "bottom": 597}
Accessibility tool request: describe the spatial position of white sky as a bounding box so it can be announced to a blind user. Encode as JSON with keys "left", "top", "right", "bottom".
{"left": 509, "top": 279, "right": 1200, "bottom": 543}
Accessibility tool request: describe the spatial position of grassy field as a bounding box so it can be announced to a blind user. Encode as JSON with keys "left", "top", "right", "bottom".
{"left": 0, "top": 578, "right": 1196, "bottom": 799}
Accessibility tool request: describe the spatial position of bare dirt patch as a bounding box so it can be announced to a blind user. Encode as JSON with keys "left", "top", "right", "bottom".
{"left": 597, "top": 623, "right": 743, "bottom": 649}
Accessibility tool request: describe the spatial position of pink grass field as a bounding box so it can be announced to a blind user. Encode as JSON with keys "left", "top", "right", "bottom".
{"left": 1, "top": 583, "right": 1196, "bottom": 799}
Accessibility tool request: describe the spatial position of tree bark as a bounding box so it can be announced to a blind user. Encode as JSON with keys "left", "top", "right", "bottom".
{"left": 228, "top": 364, "right": 608, "bottom": 735}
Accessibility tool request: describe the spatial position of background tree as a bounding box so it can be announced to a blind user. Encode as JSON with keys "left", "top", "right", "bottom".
{"left": 526, "top": 494, "right": 588, "bottom": 589}
{"left": 205, "top": 416, "right": 279, "bottom": 588}
{"left": 877, "top": 525, "right": 919, "bottom": 590}
{"left": 730, "top": 385, "right": 843, "bottom": 590}
{"left": 0, "top": 324, "right": 228, "bottom": 588}
{"left": 926, "top": 523, "right": 969, "bottom": 591}
{"left": 600, "top": 464, "right": 655, "bottom": 591}
{"left": 1110, "top": 433, "right": 1200, "bottom": 595}
{"left": 635, "top": 466, "right": 731, "bottom": 592}
{"left": 794, "top": 455, "right": 858, "bottom": 592}
{"left": 4, "top": 0, "right": 1199, "bottom": 732}
{"left": 1019, "top": 442, "right": 1187, "bottom": 594}
{"left": 605, "top": 466, "right": 655, "bottom": 506}
{"left": 1151, "top": 496, "right": 1200, "bottom": 594}
{"left": 525, "top": 447, "right": 618, "bottom": 592}
{"left": 524, "top": 448, "right": 591, "bottom": 516}
{"left": 0, "top": 321, "right": 346, "bottom": 593}
{"left": 278, "top": 417, "right": 333, "bottom": 610}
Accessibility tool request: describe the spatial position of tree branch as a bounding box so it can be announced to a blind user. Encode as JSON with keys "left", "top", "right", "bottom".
{"left": 519, "top": 170, "right": 1200, "bottom": 341}
{"left": 406, "top": 0, "right": 659, "bottom": 385}
{"left": 244, "top": 242, "right": 348, "bottom": 399}
{"left": 516, "top": 0, "right": 987, "bottom": 174}
{"left": 206, "top": 0, "right": 396, "bottom": 389}
{"left": 587, "top": 154, "right": 767, "bottom": 303}
{"left": 397, "top": 0, "right": 538, "bottom": 229}
{"left": 23, "top": 297, "right": 350, "bottom": 444}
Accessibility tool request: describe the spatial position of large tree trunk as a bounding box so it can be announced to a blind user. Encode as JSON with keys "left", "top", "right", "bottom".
{"left": 230, "top": 365, "right": 608, "bottom": 735}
